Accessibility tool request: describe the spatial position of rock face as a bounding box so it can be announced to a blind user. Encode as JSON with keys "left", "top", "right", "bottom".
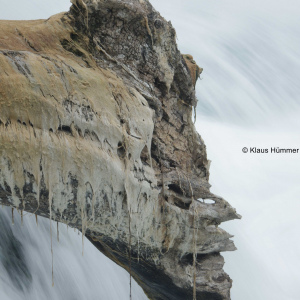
{"left": 0, "top": 0, "right": 240, "bottom": 299}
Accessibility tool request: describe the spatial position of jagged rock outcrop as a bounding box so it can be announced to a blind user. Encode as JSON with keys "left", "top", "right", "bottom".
{"left": 0, "top": 1, "right": 240, "bottom": 299}
{"left": 182, "top": 54, "right": 203, "bottom": 87}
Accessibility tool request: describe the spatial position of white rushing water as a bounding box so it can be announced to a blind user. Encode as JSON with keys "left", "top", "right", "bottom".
{"left": 1, "top": 0, "right": 300, "bottom": 299}
{"left": 0, "top": 207, "right": 148, "bottom": 300}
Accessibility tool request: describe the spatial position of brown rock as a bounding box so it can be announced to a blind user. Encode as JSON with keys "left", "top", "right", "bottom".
{"left": 183, "top": 54, "right": 203, "bottom": 87}
{"left": 0, "top": 1, "right": 240, "bottom": 299}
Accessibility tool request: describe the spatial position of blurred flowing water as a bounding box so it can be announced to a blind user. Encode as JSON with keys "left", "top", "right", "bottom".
{"left": 0, "top": 207, "right": 148, "bottom": 300}
{"left": 1, "top": 0, "right": 300, "bottom": 299}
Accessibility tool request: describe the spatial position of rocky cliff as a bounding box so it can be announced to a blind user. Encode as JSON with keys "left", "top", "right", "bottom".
{"left": 0, "top": 0, "right": 240, "bottom": 299}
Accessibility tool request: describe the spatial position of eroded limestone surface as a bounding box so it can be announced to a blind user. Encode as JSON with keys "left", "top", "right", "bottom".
{"left": 0, "top": 1, "right": 240, "bottom": 299}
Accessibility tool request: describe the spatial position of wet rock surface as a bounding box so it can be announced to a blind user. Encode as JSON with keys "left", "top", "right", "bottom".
{"left": 0, "top": 1, "right": 240, "bottom": 299}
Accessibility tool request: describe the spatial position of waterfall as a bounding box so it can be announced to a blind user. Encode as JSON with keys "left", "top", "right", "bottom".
{"left": 0, "top": 207, "right": 148, "bottom": 300}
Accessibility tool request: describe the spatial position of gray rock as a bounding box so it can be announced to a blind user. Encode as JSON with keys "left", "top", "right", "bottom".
{"left": 0, "top": 1, "right": 240, "bottom": 299}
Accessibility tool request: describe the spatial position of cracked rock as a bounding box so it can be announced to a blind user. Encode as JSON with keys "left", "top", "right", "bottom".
{"left": 0, "top": 1, "right": 240, "bottom": 299}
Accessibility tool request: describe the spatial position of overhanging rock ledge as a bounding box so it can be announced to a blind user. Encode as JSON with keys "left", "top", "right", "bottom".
{"left": 0, "top": 0, "right": 241, "bottom": 299}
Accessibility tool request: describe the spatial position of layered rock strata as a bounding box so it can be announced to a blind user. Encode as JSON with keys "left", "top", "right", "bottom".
{"left": 0, "top": 0, "right": 240, "bottom": 299}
